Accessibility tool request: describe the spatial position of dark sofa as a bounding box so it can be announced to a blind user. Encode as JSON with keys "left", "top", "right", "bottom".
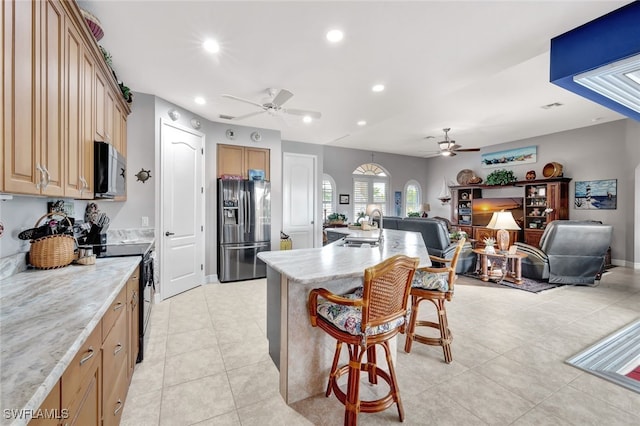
{"left": 380, "top": 216, "right": 476, "bottom": 273}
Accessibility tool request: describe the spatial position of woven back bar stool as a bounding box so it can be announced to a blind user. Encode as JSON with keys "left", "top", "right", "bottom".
{"left": 308, "top": 254, "right": 419, "bottom": 425}
{"left": 404, "top": 238, "right": 465, "bottom": 363}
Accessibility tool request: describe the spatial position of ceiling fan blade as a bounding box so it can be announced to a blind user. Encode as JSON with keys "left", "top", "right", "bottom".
{"left": 455, "top": 148, "right": 481, "bottom": 152}
{"left": 221, "top": 94, "right": 265, "bottom": 109}
{"left": 230, "top": 110, "right": 266, "bottom": 120}
{"left": 272, "top": 89, "right": 294, "bottom": 107}
{"left": 448, "top": 144, "right": 462, "bottom": 151}
{"left": 283, "top": 108, "right": 322, "bottom": 119}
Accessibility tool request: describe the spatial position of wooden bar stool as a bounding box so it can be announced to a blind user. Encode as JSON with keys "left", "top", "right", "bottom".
{"left": 308, "top": 255, "right": 419, "bottom": 425}
{"left": 404, "top": 238, "right": 465, "bottom": 363}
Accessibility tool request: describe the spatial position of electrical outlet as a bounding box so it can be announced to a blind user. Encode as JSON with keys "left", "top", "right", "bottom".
{"left": 141, "top": 216, "right": 149, "bottom": 227}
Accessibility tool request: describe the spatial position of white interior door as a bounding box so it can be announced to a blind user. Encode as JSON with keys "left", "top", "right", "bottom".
{"left": 282, "top": 152, "right": 317, "bottom": 249}
{"left": 160, "top": 119, "right": 205, "bottom": 299}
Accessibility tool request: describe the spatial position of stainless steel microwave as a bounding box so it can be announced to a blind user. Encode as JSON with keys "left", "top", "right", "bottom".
{"left": 94, "top": 141, "right": 125, "bottom": 198}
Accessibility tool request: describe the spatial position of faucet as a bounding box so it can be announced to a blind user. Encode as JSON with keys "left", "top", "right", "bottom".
{"left": 366, "top": 204, "right": 384, "bottom": 244}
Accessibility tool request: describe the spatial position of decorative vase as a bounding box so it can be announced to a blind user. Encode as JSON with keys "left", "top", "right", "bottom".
{"left": 484, "top": 245, "right": 496, "bottom": 254}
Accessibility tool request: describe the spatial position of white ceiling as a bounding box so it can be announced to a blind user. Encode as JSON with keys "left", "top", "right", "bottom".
{"left": 79, "top": 0, "right": 630, "bottom": 157}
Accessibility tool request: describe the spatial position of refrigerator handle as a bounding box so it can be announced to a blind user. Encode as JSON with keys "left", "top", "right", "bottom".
{"left": 247, "top": 188, "right": 252, "bottom": 233}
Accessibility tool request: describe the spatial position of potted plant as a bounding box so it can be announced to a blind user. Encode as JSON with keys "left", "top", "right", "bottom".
{"left": 483, "top": 237, "right": 496, "bottom": 253}
{"left": 327, "top": 212, "right": 347, "bottom": 225}
{"left": 407, "top": 211, "right": 420, "bottom": 217}
{"left": 485, "top": 169, "right": 517, "bottom": 186}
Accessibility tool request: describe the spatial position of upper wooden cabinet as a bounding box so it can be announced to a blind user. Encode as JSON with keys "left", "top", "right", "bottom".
{"left": 2, "top": 0, "right": 130, "bottom": 198}
{"left": 3, "top": 0, "right": 65, "bottom": 196}
{"left": 217, "top": 144, "right": 270, "bottom": 180}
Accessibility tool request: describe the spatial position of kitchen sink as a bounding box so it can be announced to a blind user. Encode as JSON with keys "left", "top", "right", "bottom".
{"left": 335, "top": 238, "right": 380, "bottom": 248}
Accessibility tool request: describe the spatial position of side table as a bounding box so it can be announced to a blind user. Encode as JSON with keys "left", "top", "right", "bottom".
{"left": 472, "top": 249, "right": 528, "bottom": 284}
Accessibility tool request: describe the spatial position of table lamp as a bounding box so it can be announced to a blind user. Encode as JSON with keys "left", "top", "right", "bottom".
{"left": 486, "top": 210, "right": 521, "bottom": 252}
{"left": 421, "top": 203, "right": 431, "bottom": 217}
{"left": 366, "top": 203, "right": 383, "bottom": 229}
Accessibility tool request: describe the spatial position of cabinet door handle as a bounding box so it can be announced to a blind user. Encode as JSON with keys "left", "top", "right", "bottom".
{"left": 35, "top": 164, "right": 45, "bottom": 189}
{"left": 114, "top": 343, "right": 123, "bottom": 355}
{"left": 113, "top": 399, "right": 123, "bottom": 415}
{"left": 41, "top": 165, "right": 50, "bottom": 189}
{"left": 79, "top": 346, "right": 95, "bottom": 365}
{"left": 113, "top": 301, "right": 124, "bottom": 311}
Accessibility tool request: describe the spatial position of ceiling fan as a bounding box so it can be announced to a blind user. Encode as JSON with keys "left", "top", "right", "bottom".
{"left": 219, "top": 88, "right": 322, "bottom": 121}
{"left": 430, "top": 128, "right": 481, "bottom": 157}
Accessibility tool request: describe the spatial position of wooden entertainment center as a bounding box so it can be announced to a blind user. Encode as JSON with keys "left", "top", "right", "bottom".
{"left": 451, "top": 178, "right": 571, "bottom": 248}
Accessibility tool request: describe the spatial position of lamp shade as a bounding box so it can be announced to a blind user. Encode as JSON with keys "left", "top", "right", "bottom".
{"left": 486, "top": 211, "right": 521, "bottom": 230}
{"left": 421, "top": 203, "right": 431, "bottom": 212}
{"left": 365, "top": 204, "right": 382, "bottom": 217}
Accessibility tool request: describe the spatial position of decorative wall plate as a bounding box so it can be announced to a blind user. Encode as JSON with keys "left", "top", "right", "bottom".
{"left": 456, "top": 169, "right": 474, "bottom": 185}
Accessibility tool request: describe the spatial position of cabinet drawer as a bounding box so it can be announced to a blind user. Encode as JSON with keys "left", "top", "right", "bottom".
{"left": 102, "top": 307, "right": 128, "bottom": 391}
{"left": 61, "top": 323, "right": 101, "bottom": 409}
{"left": 102, "top": 286, "right": 127, "bottom": 339}
{"left": 102, "top": 359, "right": 128, "bottom": 426}
{"left": 127, "top": 265, "right": 140, "bottom": 302}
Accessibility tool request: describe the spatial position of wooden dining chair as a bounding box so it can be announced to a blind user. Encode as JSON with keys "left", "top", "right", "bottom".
{"left": 404, "top": 238, "right": 465, "bottom": 363}
{"left": 308, "top": 254, "right": 419, "bottom": 425}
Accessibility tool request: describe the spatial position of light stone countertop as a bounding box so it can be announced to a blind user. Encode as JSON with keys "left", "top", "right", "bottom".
{"left": 0, "top": 257, "right": 141, "bottom": 426}
{"left": 258, "top": 228, "right": 431, "bottom": 284}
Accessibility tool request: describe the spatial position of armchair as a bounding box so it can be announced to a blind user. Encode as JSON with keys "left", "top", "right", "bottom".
{"left": 515, "top": 220, "right": 613, "bottom": 284}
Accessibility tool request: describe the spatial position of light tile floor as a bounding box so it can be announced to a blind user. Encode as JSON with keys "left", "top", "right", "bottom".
{"left": 121, "top": 267, "right": 640, "bottom": 425}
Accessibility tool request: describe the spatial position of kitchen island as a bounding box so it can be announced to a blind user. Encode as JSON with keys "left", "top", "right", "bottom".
{"left": 258, "top": 228, "right": 430, "bottom": 404}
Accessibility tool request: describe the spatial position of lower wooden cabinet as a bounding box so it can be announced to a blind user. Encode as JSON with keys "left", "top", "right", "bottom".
{"left": 127, "top": 266, "right": 140, "bottom": 379}
{"left": 31, "top": 267, "right": 139, "bottom": 426}
{"left": 28, "top": 382, "right": 61, "bottom": 426}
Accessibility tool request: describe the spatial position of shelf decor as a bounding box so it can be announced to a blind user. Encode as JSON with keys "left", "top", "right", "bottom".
{"left": 482, "top": 146, "right": 537, "bottom": 168}
{"left": 485, "top": 169, "right": 517, "bottom": 186}
{"left": 575, "top": 179, "right": 617, "bottom": 210}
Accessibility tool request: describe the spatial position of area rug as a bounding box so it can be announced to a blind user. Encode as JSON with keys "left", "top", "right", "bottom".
{"left": 566, "top": 319, "right": 640, "bottom": 394}
{"left": 461, "top": 272, "right": 560, "bottom": 293}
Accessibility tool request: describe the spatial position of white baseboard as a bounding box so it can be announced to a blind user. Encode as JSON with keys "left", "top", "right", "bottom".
{"left": 206, "top": 274, "right": 220, "bottom": 284}
{"left": 611, "top": 259, "right": 640, "bottom": 269}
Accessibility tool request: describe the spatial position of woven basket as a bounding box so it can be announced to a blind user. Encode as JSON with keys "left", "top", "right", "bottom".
{"left": 29, "top": 213, "right": 76, "bottom": 270}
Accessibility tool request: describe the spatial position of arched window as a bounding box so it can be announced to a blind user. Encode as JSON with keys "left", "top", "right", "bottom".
{"left": 405, "top": 180, "right": 422, "bottom": 216}
{"left": 322, "top": 174, "right": 336, "bottom": 222}
{"left": 352, "top": 163, "right": 389, "bottom": 221}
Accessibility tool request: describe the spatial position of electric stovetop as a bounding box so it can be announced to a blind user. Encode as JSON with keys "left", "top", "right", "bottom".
{"left": 96, "top": 243, "right": 153, "bottom": 258}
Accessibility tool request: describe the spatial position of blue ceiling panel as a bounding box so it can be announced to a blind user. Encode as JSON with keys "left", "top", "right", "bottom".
{"left": 550, "top": 1, "right": 640, "bottom": 121}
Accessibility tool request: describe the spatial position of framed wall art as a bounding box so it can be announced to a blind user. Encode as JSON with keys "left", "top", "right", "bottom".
{"left": 481, "top": 145, "right": 537, "bottom": 168}
{"left": 339, "top": 194, "right": 350, "bottom": 204}
{"left": 574, "top": 179, "right": 617, "bottom": 210}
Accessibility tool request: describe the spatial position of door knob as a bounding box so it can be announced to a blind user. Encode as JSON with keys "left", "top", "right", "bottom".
{"left": 165, "top": 231, "right": 175, "bottom": 236}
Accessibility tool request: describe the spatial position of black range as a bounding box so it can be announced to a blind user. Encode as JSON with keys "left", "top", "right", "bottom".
{"left": 97, "top": 242, "right": 155, "bottom": 363}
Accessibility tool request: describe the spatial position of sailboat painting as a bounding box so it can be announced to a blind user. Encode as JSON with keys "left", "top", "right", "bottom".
{"left": 575, "top": 179, "right": 617, "bottom": 210}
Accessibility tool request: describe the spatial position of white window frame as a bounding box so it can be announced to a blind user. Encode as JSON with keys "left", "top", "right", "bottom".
{"left": 322, "top": 174, "right": 336, "bottom": 222}
{"left": 404, "top": 180, "right": 422, "bottom": 216}
{"left": 352, "top": 163, "right": 390, "bottom": 221}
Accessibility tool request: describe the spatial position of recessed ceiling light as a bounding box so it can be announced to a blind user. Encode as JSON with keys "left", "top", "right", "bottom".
{"left": 303, "top": 116, "right": 312, "bottom": 124}
{"left": 195, "top": 96, "right": 206, "bottom": 105}
{"left": 372, "top": 84, "right": 385, "bottom": 92}
{"left": 326, "top": 29, "right": 344, "bottom": 43}
{"left": 203, "top": 39, "right": 220, "bottom": 53}
{"left": 357, "top": 120, "right": 367, "bottom": 126}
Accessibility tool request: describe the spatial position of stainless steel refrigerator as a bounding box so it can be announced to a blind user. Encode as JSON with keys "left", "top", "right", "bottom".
{"left": 217, "top": 179, "right": 271, "bottom": 282}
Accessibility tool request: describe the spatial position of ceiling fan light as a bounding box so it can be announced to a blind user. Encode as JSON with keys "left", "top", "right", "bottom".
{"left": 372, "top": 84, "right": 385, "bottom": 92}
{"left": 303, "top": 116, "right": 312, "bottom": 123}
{"left": 441, "top": 151, "right": 452, "bottom": 157}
